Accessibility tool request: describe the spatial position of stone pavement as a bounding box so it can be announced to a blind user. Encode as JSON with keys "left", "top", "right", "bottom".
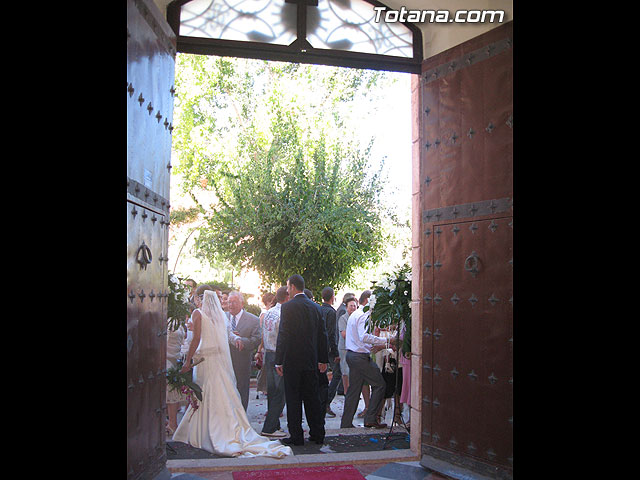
{"left": 242, "top": 379, "right": 409, "bottom": 435}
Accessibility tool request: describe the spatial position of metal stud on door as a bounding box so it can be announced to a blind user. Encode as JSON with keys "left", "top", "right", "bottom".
{"left": 419, "top": 21, "right": 513, "bottom": 480}
{"left": 431, "top": 217, "right": 512, "bottom": 467}
{"left": 127, "top": 0, "right": 175, "bottom": 479}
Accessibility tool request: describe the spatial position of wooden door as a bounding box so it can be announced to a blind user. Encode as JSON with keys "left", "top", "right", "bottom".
{"left": 127, "top": 0, "right": 176, "bottom": 478}
{"left": 419, "top": 21, "right": 513, "bottom": 480}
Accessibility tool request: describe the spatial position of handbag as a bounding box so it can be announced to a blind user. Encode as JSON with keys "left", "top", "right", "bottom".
{"left": 382, "top": 356, "right": 400, "bottom": 398}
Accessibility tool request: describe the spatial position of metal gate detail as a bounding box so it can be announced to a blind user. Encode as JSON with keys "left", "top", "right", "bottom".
{"left": 127, "top": 0, "right": 175, "bottom": 479}
{"left": 419, "top": 21, "right": 513, "bottom": 479}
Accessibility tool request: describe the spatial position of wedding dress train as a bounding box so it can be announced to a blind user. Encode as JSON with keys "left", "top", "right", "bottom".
{"left": 172, "top": 290, "right": 292, "bottom": 458}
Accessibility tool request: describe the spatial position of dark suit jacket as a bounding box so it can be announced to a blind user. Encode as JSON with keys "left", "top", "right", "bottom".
{"left": 275, "top": 293, "right": 328, "bottom": 370}
{"left": 320, "top": 302, "right": 339, "bottom": 359}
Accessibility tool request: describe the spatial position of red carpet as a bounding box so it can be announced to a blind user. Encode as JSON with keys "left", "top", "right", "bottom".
{"left": 232, "top": 465, "right": 365, "bottom": 479}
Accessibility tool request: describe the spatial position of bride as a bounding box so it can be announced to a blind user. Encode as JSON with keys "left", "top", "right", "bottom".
{"left": 172, "top": 286, "right": 292, "bottom": 458}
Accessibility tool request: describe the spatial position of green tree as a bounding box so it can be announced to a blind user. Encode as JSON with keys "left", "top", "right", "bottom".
{"left": 172, "top": 55, "right": 397, "bottom": 294}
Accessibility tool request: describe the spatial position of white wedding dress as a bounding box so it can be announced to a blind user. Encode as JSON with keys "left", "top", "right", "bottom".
{"left": 172, "top": 290, "right": 292, "bottom": 458}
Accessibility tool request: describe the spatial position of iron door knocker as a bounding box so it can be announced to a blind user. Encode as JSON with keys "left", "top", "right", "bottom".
{"left": 136, "top": 241, "right": 153, "bottom": 270}
{"left": 464, "top": 251, "right": 480, "bottom": 277}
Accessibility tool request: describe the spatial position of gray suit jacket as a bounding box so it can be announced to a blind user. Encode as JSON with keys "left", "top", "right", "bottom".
{"left": 227, "top": 310, "right": 261, "bottom": 408}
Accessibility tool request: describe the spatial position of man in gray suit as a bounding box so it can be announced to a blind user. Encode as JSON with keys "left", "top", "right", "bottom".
{"left": 227, "top": 291, "right": 262, "bottom": 410}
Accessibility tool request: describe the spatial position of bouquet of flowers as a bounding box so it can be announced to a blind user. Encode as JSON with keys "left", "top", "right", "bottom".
{"left": 166, "top": 357, "right": 203, "bottom": 418}
{"left": 365, "top": 263, "right": 412, "bottom": 355}
{"left": 167, "top": 272, "right": 192, "bottom": 332}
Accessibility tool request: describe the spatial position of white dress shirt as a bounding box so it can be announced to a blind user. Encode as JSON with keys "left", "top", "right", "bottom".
{"left": 345, "top": 305, "right": 388, "bottom": 353}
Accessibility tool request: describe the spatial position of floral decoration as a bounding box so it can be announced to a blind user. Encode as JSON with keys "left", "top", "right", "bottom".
{"left": 166, "top": 358, "right": 203, "bottom": 418}
{"left": 365, "top": 263, "right": 412, "bottom": 354}
{"left": 167, "top": 272, "right": 193, "bottom": 332}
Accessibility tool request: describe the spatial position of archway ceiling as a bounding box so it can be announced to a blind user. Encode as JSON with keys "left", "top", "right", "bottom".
{"left": 153, "top": 0, "right": 512, "bottom": 68}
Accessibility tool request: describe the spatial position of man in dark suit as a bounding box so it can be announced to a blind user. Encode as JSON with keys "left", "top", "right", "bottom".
{"left": 319, "top": 287, "right": 341, "bottom": 417}
{"left": 275, "top": 274, "right": 328, "bottom": 446}
{"left": 227, "top": 291, "right": 262, "bottom": 411}
{"left": 303, "top": 288, "right": 329, "bottom": 420}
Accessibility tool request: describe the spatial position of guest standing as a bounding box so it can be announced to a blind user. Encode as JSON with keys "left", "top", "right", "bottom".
{"left": 255, "top": 291, "right": 276, "bottom": 397}
{"left": 259, "top": 286, "right": 290, "bottom": 437}
{"left": 340, "top": 290, "right": 396, "bottom": 429}
{"left": 275, "top": 275, "right": 328, "bottom": 446}
{"left": 334, "top": 292, "right": 355, "bottom": 396}
{"left": 221, "top": 291, "right": 231, "bottom": 320}
{"left": 320, "top": 287, "right": 341, "bottom": 417}
{"left": 337, "top": 296, "right": 358, "bottom": 398}
{"left": 227, "top": 291, "right": 262, "bottom": 411}
{"left": 304, "top": 288, "right": 332, "bottom": 421}
{"left": 184, "top": 278, "right": 197, "bottom": 304}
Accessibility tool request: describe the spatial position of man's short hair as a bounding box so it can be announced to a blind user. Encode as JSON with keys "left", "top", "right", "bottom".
{"left": 341, "top": 292, "right": 356, "bottom": 304}
{"left": 195, "top": 284, "right": 214, "bottom": 295}
{"left": 288, "top": 274, "right": 305, "bottom": 292}
{"left": 321, "top": 287, "right": 334, "bottom": 302}
{"left": 304, "top": 288, "right": 314, "bottom": 300}
{"left": 359, "top": 289, "right": 372, "bottom": 305}
{"left": 275, "top": 285, "right": 288, "bottom": 303}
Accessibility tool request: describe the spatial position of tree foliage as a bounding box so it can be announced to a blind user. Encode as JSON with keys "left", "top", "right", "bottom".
{"left": 172, "top": 54, "right": 397, "bottom": 295}
{"left": 170, "top": 207, "right": 200, "bottom": 226}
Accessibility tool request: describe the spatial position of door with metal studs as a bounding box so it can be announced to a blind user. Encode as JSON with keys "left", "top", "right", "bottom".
{"left": 418, "top": 21, "right": 513, "bottom": 479}
{"left": 127, "top": 0, "right": 176, "bottom": 478}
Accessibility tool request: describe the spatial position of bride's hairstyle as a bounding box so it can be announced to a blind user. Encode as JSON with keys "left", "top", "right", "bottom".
{"left": 261, "top": 291, "right": 276, "bottom": 309}
{"left": 196, "top": 284, "right": 214, "bottom": 296}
